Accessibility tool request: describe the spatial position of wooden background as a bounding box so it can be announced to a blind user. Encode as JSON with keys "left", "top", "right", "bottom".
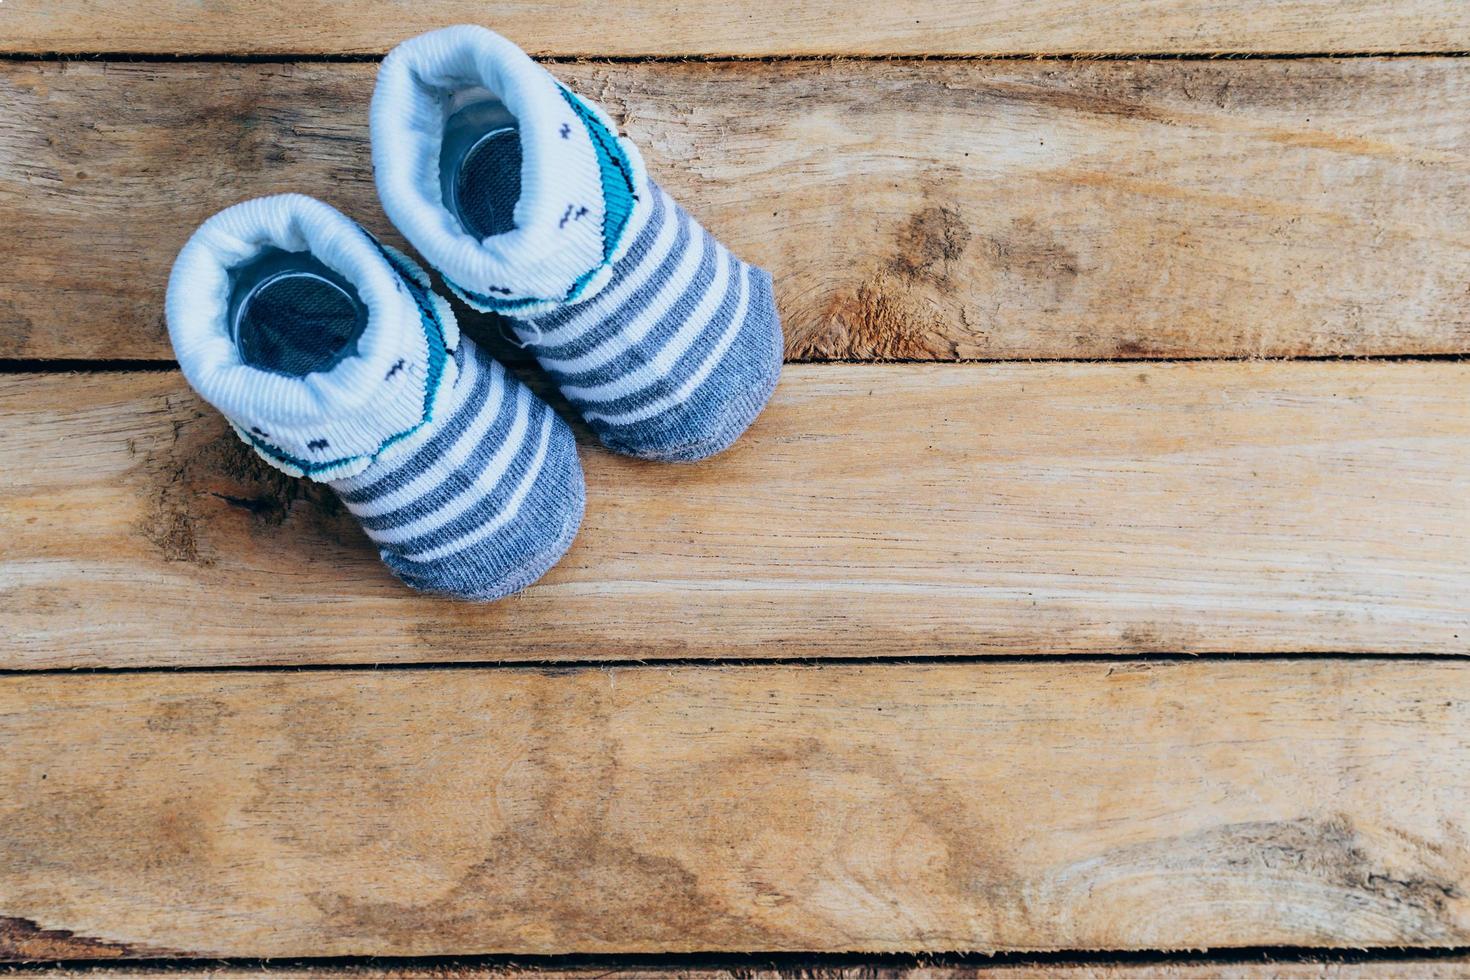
{"left": 3, "top": 2, "right": 1470, "bottom": 977}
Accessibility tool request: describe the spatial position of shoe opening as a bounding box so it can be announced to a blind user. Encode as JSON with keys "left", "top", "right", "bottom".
{"left": 440, "top": 89, "right": 522, "bottom": 240}
{"left": 227, "top": 246, "right": 370, "bottom": 377}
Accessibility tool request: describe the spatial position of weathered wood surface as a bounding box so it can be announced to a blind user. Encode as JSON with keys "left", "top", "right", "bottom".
{"left": 5, "top": 363, "right": 1469, "bottom": 669}
{"left": 4, "top": 661, "right": 1470, "bottom": 957}
{"left": 6, "top": 59, "right": 1470, "bottom": 362}
{"left": 5, "top": 1, "right": 1467, "bottom": 55}
{"left": 17, "top": 959, "right": 1470, "bottom": 979}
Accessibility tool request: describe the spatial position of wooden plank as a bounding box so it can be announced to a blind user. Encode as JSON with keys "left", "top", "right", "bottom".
{"left": 4, "top": 362, "right": 1468, "bottom": 669}
{"left": 3, "top": 661, "right": 1469, "bottom": 956}
{"left": 6, "top": 58, "right": 1470, "bottom": 362}
{"left": 4, "top": 1, "right": 1467, "bottom": 56}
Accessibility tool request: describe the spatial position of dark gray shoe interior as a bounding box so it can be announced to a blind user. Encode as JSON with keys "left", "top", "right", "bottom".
{"left": 228, "top": 247, "right": 369, "bottom": 377}
{"left": 440, "top": 98, "right": 522, "bottom": 239}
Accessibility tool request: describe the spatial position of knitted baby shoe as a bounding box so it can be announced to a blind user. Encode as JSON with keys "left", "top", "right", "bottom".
{"left": 371, "top": 25, "right": 783, "bottom": 462}
{"left": 166, "top": 194, "right": 584, "bottom": 599}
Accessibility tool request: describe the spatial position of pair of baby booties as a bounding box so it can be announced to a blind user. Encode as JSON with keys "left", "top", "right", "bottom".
{"left": 167, "top": 25, "right": 784, "bottom": 600}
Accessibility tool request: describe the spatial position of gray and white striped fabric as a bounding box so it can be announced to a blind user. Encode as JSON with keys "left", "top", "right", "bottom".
{"left": 513, "top": 179, "right": 783, "bottom": 462}
{"left": 330, "top": 337, "right": 584, "bottom": 599}
{"left": 372, "top": 26, "right": 783, "bottom": 463}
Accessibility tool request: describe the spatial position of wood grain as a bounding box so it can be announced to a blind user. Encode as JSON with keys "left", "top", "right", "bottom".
{"left": 6, "top": 58, "right": 1470, "bottom": 361}
{"left": 5, "top": 362, "right": 1468, "bottom": 669}
{"left": 3, "top": 661, "right": 1469, "bottom": 957}
{"left": 21, "top": 963, "right": 1470, "bottom": 980}
{"left": 4, "top": 1, "right": 1467, "bottom": 55}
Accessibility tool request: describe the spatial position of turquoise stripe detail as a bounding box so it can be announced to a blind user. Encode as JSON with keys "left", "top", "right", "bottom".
{"left": 453, "top": 86, "right": 639, "bottom": 313}
{"left": 243, "top": 233, "right": 451, "bottom": 477}
{"left": 558, "top": 86, "right": 637, "bottom": 300}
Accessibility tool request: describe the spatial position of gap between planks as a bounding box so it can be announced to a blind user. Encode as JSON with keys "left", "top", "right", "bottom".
{"left": 5, "top": 949, "right": 1470, "bottom": 977}
{"left": 10, "top": 50, "right": 1470, "bottom": 62}
{"left": 3, "top": 354, "right": 1470, "bottom": 374}
{"left": 9, "top": 652, "right": 1470, "bottom": 680}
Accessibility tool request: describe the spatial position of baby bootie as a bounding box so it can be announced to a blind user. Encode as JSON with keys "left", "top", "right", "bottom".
{"left": 371, "top": 25, "right": 783, "bottom": 462}
{"left": 165, "top": 194, "right": 584, "bottom": 599}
